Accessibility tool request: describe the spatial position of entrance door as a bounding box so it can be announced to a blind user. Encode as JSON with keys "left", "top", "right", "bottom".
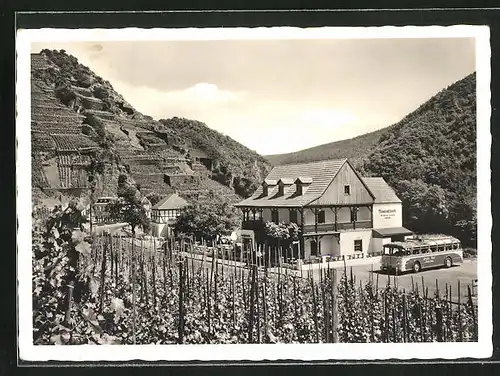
{"left": 311, "top": 240, "right": 318, "bottom": 256}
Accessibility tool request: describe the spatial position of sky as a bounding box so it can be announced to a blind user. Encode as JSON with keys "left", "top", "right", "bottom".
{"left": 32, "top": 37, "right": 476, "bottom": 155}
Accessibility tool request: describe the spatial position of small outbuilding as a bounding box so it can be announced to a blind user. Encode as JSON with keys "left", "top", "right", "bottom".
{"left": 150, "top": 193, "right": 188, "bottom": 238}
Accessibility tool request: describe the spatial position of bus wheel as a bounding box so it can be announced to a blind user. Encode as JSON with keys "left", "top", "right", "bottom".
{"left": 413, "top": 261, "right": 421, "bottom": 273}
{"left": 445, "top": 257, "right": 453, "bottom": 268}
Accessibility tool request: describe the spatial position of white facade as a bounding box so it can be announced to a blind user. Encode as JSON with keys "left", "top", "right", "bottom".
{"left": 372, "top": 203, "right": 403, "bottom": 229}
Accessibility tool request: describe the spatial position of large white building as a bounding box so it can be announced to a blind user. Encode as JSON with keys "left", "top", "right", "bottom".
{"left": 234, "top": 159, "right": 412, "bottom": 260}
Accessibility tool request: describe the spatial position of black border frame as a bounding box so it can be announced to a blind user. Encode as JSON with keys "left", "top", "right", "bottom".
{"left": 2, "top": 4, "right": 499, "bottom": 373}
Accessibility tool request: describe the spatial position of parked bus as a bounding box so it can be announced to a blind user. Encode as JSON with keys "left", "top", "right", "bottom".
{"left": 381, "top": 235, "right": 463, "bottom": 274}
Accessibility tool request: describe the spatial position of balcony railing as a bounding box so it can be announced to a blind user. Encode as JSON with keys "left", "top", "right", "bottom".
{"left": 303, "top": 220, "right": 371, "bottom": 233}
{"left": 242, "top": 220, "right": 372, "bottom": 233}
{"left": 242, "top": 220, "right": 264, "bottom": 231}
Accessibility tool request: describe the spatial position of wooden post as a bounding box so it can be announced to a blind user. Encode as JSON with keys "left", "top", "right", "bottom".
{"left": 207, "top": 267, "right": 211, "bottom": 336}
{"left": 262, "top": 273, "right": 268, "bottom": 342}
{"left": 402, "top": 291, "right": 407, "bottom": 342}
{"left": 64, "top": 281, "right": 74, "bottom": 326}
{"left": 152, "top": 239, "right": 157, "bottom": 309}
{"left": 458, "top": 280, "right": 463, "bottom": 342}
{"left": 255, "top": 266, "right": 261, "bottom": 344}
{"left": 435, "top": 304, "right": 443, "bottom": 342}
{"left": 178, "top": 261, "right": 184, "bottom": 344}
{"left": 311, "top": 277, "right": 319, "bottom": 343}
{"left": 99, "top": 237, "right": 108, "bottom": 312}
{"left": 468, "top": 284, "right": 477, "bottom": 341}
{"left": 131, "top": 234, "right": 137, "bottom": 344}
{"left": 248, "top": 265, "right": 256, "bottom": 343}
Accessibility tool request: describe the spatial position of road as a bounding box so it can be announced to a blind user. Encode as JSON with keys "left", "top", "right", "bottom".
{"left": 307, "top": 259, "right": 478, "bottom": 302}
{"left": 183, "top": 254, "right": 477, "bottom": 303}
{"left": 110, "top": 234, "right": 478, "bottom": 303}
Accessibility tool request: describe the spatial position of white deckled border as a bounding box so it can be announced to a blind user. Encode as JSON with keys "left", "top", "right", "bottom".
{"left": 16, "top": 25, "right": 492, "bottom": 362}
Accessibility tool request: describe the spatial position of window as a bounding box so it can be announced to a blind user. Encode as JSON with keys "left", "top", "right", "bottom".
{"left": 354, "top": 239, "right": 362, "bottom": 252}
{"left": 271, "top": 210, "right": 279, "bottom": 224}
{"left": 289, "top": 210, "right": 298, "bottom": 224}
{"left": 317, "top": 210, "right": 325, "bottom": 224}
{"left": 350, "top": 207, "right": 358, "bottom": 222}
{"left": 344, "top": 185, "right": 351, "bottom": 195}
{"left": 430, "top": 245, "right": 438, "bottom": 253}
{"left": 412, "top": 247, "right": 421, "bottom": 255}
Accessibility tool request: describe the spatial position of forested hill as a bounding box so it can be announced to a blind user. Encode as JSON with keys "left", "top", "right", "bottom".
{"left": 361, "top": 72, "right": 477, "bottom": 246}
{"left": 265, "top": 126, "right": 389, "bottom": 167}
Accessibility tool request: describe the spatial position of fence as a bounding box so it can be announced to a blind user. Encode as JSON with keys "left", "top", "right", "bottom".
{"left": 57, "top": 233, "right": 478, "bottom": 345}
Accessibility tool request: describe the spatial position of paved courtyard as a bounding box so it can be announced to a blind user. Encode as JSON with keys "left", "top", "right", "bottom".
{"left": 302, "top": 258, "right": 478, "bottom": 302}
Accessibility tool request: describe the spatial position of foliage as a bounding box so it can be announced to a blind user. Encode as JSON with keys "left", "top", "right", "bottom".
{"left": 262, "top": 221, "right": 300, "bottom": 246}
{"left": 106, "top": 174, "right": 151, "bottom": 235}
{"left": 159, "top": 117, "right": 271, "bottom": 196}
{"left": 54, "top": 85, "right": 77, "bottom": 106}
{"left": 174, "top": 196, "right": 241, "bottom": 240}
{"left": 145, "top": 192, "right": 162, "bottom": 206}
{"left": 84, "top": 113, "right": 114, "bottom": 148}
{"left": 362, "top": 73, "right": 477, "bottom": 246}
{"left": 32, "top": 199, "right": 121, "bottom": 345}
{"left": 265, "top": 127, "right": 389, "bottom": 167}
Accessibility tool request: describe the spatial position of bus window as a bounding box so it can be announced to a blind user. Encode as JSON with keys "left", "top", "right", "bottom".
{"left": 445, "top": 244, "right": 452, "bottom": 251}
{"left": 452, "top": 243, "right": 459, "bottom": 250}
{"left": 430, "top": 245, "right": 438, "bottom": 253}
{"left": 438, "top": 245, "right": 445, "bottom": 252}
{"left": 412, "top": 247, "right": 420, "bottom": 255}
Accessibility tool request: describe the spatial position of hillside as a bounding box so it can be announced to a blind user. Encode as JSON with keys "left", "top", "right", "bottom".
{"left": 362, "top": 73, "right": 477, "bottom": 246}
{"left": 31, "top": 49, "right": 271, "bottom": 205}
{"left": 264, "top": 126, "right": 389, "bottom": 167}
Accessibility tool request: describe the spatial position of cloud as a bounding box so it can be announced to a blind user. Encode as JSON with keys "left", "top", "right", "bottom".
{"left": 178, "top": 83, "right": 244, "bottom": 104}
{"left": 106, "top": 80, "right": 245, "bottom": 120}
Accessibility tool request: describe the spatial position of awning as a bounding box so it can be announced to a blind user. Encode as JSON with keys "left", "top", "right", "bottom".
{"left": 372, "top": 227, "right": 413, "bottom": 238}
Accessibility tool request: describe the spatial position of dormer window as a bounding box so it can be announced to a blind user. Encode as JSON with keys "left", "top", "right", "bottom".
{"left": 295, "top": 177, "right": 313, "bottom": 196}
{"left": 262, "top": 179, "right": 278, "bottom": 196}
{"left": 277, "top": 178, "right": 294, "bottom": 196}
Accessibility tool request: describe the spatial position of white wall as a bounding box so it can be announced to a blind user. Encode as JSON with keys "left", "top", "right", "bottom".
{"left": 339, "top": 230, "right": 372, "bottom": 256}
{"left": 372, "top": 203, "right": 402, "bottom": 229}
{"left": 303, "top": 234, "right": 340, "bottom": 258}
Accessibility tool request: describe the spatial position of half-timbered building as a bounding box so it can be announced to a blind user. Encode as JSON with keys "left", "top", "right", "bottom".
{"left": 234, "top": 159, "right": 412, "bottom": 260}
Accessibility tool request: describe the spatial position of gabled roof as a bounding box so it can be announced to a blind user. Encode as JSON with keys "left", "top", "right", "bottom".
{"left": 235, "top": 159, "right": 347, "bottom": 207}
{"left": 362, "top": 177, "right": 402, "bottom": 203}
{"left": 295, "top": 177, "right": 313, "bottom": 184}
{"left": 278, "top": 178, "right": 295, "bottom": 185}
{"left": 152, "top": 193, "right": 189, "bottom": 210}
{"left": 264, "top": 179, "right": 278, "bottom": 186}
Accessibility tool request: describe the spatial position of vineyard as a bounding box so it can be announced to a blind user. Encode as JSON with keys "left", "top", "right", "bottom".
{"left": 32, "top": 205, "right": 478, "bottom": 346}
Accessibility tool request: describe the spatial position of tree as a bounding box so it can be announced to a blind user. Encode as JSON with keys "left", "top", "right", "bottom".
{"left": 396, "top": 179, "right": 450, "bottom": 234}
{"left": 145, "top": 192, "right": 161, "bottom": 206}
{"left": 174, "top": 198, "right": 241, "bottom": 242}
{"left": 106, "top": 174, "right": 151, "bottom": 235}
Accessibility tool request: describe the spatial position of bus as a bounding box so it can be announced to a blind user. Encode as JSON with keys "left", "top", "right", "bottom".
{"left": 380, "top": 235, "right": 463, "bottom": 274}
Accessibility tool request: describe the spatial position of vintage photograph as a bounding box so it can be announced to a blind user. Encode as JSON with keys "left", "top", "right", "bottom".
{"left": 17, "top": 26, "right": 491, "bottom": 361}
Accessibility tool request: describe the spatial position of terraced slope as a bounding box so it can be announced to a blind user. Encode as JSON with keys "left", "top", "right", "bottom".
{"left": 30, "top": 50, "right": 250, "bottom": 203}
